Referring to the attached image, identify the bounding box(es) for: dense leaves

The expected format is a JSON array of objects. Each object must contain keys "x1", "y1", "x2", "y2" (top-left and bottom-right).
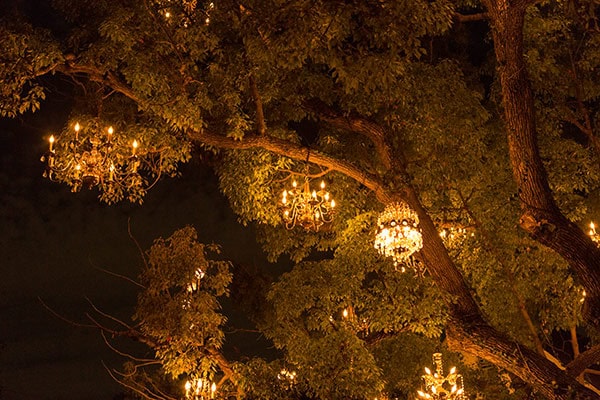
[{"x1": 3, "y1": 0, "x2": 600, "y2": 399}]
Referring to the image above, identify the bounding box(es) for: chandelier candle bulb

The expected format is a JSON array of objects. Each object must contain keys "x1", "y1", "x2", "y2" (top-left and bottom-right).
[
  {"x1": 49, "y1": 135, "x2": 55, "y2": 152},
  {"x1": 132, "y1": 139, "x2": 138, "y2": 155},
  {"x1": 74, "y1": 122, "x2": 80, "y2": 140}
]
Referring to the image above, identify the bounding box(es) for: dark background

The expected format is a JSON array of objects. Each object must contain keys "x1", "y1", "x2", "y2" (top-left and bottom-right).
[{"x1": 0, "y1": 92, "x2": 270, "y2": 399}]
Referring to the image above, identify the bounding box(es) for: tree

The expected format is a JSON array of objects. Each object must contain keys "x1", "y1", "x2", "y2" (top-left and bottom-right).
[{"x1": 2, "y1": 0, "x2": 600, "y2": 398}]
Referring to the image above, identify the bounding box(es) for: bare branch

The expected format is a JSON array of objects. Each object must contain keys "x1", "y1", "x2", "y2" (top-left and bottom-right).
[
  {"x1": 100, "y1": 331, "x2": 157, "y2": 363},
  {"x1": 128, "y1": 218, "x2": 150, "y2": 271},
  {"x1": 92, "y1": 264, "x2": 145, "y2": 289},
  {"x1": 102, "y1": 361, "x2": 176, "y2": 400},
  {"x1": 38, "y1": 297, "x2": 98, "y2": 329}
]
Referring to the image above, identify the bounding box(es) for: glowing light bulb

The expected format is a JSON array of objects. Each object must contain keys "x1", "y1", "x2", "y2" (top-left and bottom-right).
[
  {"x1": 292, "y1": 180, "x2": 297, "y2": 188},
  {"x1": 320, "y1": 180, "x2": 325, "y2": 189},
  {"x1": 132, "y1": 139, "x2": 138, "y2": 155},
  {"x1": 424, "y1": 367, "x2": 431, "y2": 375},
  {"x1": 342, "y1": 308, "x2": 348, "y2": 318},
  {"x1": 49, "y1": 135, "x2": 55, "y2": 151}
]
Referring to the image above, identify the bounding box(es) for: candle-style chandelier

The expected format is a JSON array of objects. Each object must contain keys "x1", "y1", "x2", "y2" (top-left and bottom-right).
[
  {"x1": 41, "y1": 121, "x2": 162, "y2": 203},
  {"x1": 417, "y1": 353, "x2": 466, "y2": 400},
  {"x1": 374, "y1": 202, "x2": 423, "y2": 270},
  {"x1": 184, "y1": 377, "x2": 217, "y2": 400},
  {"x1": 280, "y1": 154, "x2": 335, "y2": 231}
]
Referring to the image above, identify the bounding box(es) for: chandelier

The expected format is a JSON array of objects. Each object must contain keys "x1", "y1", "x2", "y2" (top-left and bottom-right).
[
  {"x1": 184, "y1": 378, "x2": 217, "y2": 399},
  {"x1": 41, "y1": 121, "x2": 161, "y2": 203},
  {"x1": 588, "y1": 222, "x2": 600, "y2": 244},
  {"x1": 374, "y1": 202, "x2": 423, "y2": 270},
  {"x1": 417, "y1": 353, "x2": 466, "y2": 400},
  {"x1": 280, "y1": 176, "x2": 335, "y2": 231}
]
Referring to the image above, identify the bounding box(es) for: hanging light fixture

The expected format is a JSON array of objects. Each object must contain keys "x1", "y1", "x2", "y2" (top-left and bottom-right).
[
  {"x1": 280, "y1": 176, "x2": 335, "y2": 231},
  {"x1": 374, "y1": 202, "x2": 423, "y2": 270},
  {"x1": 417, "y1": 353, "x2": 466, "y2": 400},
  {"x1": 280, "y1": 151, "x2": 335, "y2": 231},
  {"x1": 184, "y1": 378, "x2": 217, "y2": 399},
  {"x1": 41, "y1": 121, "x2": 162, "y2": 203}
]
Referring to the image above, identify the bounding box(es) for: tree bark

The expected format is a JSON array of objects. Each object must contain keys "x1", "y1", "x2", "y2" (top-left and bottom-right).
[{"x1": 482, "y1": 0, "x2": 600, "y2": 332}]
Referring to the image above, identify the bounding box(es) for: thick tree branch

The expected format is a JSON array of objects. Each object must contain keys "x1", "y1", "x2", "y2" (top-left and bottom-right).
[
  {"x1": 567, "y1": 344, "x2": 600, "y2": 378},
  {"x1": 447, "y1": 321, "x2": 597, "y2": 399},
  {"x1": 308, "y1": 101, "x2": 393, "y2": 170},
  {"x1": 187, "y1": 128, "x2": 395, "y2": 204},
  {"x1": 454, "y1": 12, "x2": 489, "y2": 22}
]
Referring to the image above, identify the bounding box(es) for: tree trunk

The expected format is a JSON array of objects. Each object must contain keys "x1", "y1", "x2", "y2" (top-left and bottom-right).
[{"x1": 482, "y1": 0, "x2": 600, "y2": 332}]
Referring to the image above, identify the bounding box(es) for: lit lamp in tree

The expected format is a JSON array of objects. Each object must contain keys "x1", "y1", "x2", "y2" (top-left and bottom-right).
[
  {"x1": 41, "y1": 121, "x2": 161, "y2": 203},
  {"x1": 588, "y1": 222, "x2": 600, "y2": 244},
  {"x1": 280, "y1": 176, "x2": 335, "y2": 231},
  {"x1": 374, "y1": 202, "x2": 423, "y2": 271},
  {"x1": 184, "y1": 378, "x2": 217, "y2": 399},
  {"x1": 417, "y1": 353, "x2": 466, "y2": 400}
]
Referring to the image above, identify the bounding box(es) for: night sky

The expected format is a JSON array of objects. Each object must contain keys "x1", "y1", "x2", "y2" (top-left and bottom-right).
[{"x1": 0, "y1": 93, "x2": 270, "y2": 399}]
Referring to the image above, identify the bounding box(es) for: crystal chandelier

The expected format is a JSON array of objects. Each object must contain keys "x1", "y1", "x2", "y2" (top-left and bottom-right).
[
  {"x1": 374, "y1": 202, "x2": 423, "y2": 269},
  {"x1": 280, "y1": 176, "x2": 335, "y2": 231},
  {"x1": 417, "y1": 353, "x2": 466, "y2": 400},
  {"x1": 41, "y1": 121, "x2": 161, "y2": 203}
]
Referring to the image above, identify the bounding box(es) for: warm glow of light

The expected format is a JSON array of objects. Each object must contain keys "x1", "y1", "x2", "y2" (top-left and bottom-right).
[
  {"x1": 424, "y1": 367, "x2": 431, "y2": 375},
  {"x1": 374, "y1": 202, "x2": 422, "y2": 270},
  {"x1": 74, "y1": 122, "x2": 80, "y2": 132},
  {"x1": 279, "y1": 175, "x2": 336, "y2": 231},
  {"x1": 342, "y1": 308, "x2": 348, "y2": 318},
  {"x1": 108, "y1": 126, "x2": 114, "y2": 135}
]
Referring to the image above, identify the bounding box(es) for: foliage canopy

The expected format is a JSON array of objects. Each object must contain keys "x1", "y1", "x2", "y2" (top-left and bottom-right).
[{"x1": 3, "y1": 0, "x2": 600, "y2": 399}]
